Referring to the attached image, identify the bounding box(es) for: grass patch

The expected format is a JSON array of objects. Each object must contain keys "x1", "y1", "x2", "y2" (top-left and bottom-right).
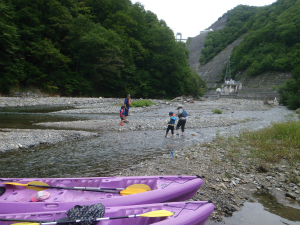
[
  {"x1": 216, "y1": 121, "x2": 300, "y2": 165},
  {"x1": 212, "y1": 109, "x2": 222, "y2": 114},
  {"x1": 241, "y1": 118, "x2": 251, "y2": 123},
  {"x1": 271, "y1": 85, "x2": 278, "y2": 91},
  {"x1": 131, "y1": 100, "x2": 156, "y2": 107},
  {"x1": 241, "y1": 121, "x2": 300, "y2": 162}
]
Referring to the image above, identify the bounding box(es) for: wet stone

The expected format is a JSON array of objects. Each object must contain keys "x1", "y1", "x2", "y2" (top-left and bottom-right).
[{"x1": 285, "y1": 192, "x2": 297, "y2": 199}]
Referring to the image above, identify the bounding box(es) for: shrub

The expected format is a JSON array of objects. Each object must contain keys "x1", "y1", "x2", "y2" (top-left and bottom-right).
[
  {"x1": 131, "y1": 100, "x2": 156, "y2": 107},
  {"x1": 212, "y1": 109, "x2": 222, "y2": 114}
]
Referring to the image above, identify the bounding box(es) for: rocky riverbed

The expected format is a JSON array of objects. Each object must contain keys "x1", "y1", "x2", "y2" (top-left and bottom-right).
[{"x1": 0, "y1": 96, "x2": 300, "y2": 222}]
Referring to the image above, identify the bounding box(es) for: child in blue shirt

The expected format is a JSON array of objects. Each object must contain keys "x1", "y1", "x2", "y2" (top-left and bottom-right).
[{"x1": 165, "y1": 112, "x2": 177, "y2": 139}]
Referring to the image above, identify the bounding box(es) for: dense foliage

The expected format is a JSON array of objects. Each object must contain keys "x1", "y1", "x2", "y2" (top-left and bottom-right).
[
  {"x1": 199, "y1": 0, "x2": 300, "y2": 108},
  {"x1": 0, "y1": 0, "x2": 206, "y2": 98},
  {"x1": 130, "y1": 99, "x2": 156, "y2": 107},
  {"x1": 278, "y1": 65, "x2": 300, "y2": 110},
  {"x1": 231, "y1": 0, "x2": 300, "y2": 77},
  {"x1": 199, "y1": 5, "x2": 258, "y2": 65},
  {"x1": 200, "y1": 0, "x2": 300, "y2": 77}
]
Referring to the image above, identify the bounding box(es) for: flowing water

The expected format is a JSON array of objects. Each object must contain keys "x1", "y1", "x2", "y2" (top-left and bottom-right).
[{"x1": 0, "y1": 106, "x2": 300, "y2": 224}]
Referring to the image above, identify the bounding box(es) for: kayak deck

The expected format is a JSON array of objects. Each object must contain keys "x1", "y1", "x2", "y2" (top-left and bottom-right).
[
  {"x1": 0, "y1": 176, "x2": 203, "y2": 213},
  {"x1": 1, "y1": 176, "x2": 198, "y2": 202},
  {"x1": 0, "y1": 201, "x2": 214, "y2": 225}
]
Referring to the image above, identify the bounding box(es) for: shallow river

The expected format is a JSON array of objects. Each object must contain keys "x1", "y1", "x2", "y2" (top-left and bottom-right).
[{"x1": 0, "y1": 105, "x2": 299, "y2": 224}]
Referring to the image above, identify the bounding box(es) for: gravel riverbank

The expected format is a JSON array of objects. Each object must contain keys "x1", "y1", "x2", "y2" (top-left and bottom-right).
[
  {"x1": 0, "y1": 129, "x2": 98, "y2": 151},
  {"x1": 1, "y1": 96, "x2": 300, "y2": 223}
]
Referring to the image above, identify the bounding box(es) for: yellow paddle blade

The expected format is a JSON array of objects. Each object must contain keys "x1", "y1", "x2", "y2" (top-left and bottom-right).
[
  {"x1": 3, "y1": 181, "x2": 49, "y2": 191},
  {"x1": 26, "y1": 181, "x2": 49, "y2": 191},
  {"x1": 120, "y1": 188, "x2": 147, "y2": 195},
  {"x1": 3, "y1": 182, "x2": 28, "y2": 186},
  {"x1": 127, "y1": 184, "x2": 151, "y2": 191},
  {"x1": 141, "y1": 210, "x2": 173, "y2": 217}
]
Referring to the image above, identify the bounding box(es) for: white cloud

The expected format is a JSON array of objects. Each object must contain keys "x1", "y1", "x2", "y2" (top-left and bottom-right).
[{"x1": 131, "y1": 0, "x2": 277, "y2": 39}]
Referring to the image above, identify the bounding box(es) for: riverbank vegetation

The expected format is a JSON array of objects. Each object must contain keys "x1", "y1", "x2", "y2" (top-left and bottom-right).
[
  {"x1": 278, "y1": 67, "x2": 300, "y2": 110},
  {"x1": 0, "y1": 0, "x2": 206, "y2": 98},
  {"x1": 217, "y1": 120, "x2": 300, "y2": 166},
  {"x1": 212, "y1": 109, "x2": 222, "y2": 114},
  {"x1": 131, "y1": 100, "x2": 156, "y2": 107}
]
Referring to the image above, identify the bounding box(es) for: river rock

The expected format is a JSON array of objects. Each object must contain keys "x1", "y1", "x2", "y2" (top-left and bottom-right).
[{"x1": 285, "y1": 192, "x2": 297, "y2": 199}]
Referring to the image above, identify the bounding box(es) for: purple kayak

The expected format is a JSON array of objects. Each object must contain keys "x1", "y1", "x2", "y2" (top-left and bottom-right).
[
  {"x1": 0, "y1": 201, "x2": 214, "y2": 225},
  {"x1": 0, "y1": 176, "x2": 202, "y2": 214}
]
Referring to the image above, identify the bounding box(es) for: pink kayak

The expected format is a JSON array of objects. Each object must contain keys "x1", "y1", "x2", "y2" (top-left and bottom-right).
[
  {"x1": 0, "y1": 201, "x2": 214, "y2": 225},
  {"x1": 0, "y1": 175, "x2": 202, "y2": 214}
]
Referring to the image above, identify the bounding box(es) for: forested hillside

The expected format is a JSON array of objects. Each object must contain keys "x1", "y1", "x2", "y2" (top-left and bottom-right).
[
  {"x1": 0, "y1": 0, "x2": 205, "y2": 98},
  {"x1": 199, "y1": 0, "x2": 300, "y2": 109}
]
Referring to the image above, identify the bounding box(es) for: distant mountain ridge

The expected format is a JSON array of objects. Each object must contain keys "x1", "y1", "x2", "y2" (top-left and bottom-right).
[
  {"x1": 188, "y1": 14, "x2": 227, "y2": 73},
  {"x1": 188, "y1": 0, "x2": 298, "y2": 99}
]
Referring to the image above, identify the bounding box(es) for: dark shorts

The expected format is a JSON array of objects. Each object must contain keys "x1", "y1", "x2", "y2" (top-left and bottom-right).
[
  {"x1": 166, "y1": 124, "x2": 175, "y2": 134},
  {"x1": 125, "y1": 108, "x2": 129, "y2": 116},
  {"x1": 120, "y1": 116, "x2": 124, "y2": 121},
  {"x1": 176, "y1": 119, "x2": 186, "y2": 132}
]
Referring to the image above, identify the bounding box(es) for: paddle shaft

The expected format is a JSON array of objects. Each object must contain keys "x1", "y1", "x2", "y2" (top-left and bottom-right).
[
  {"x1": 42, "y1": 215, "x2": 142, "y2": 225},
  {"x1": 27, "y1": 184, "x2": 121, "y2": 193},
  {"x1": 0, "y1": 218, "x2": 49, "y2": 223},
  {"x1": 2, "y1": 210, "x2": 172, "y2": 225},
  {"x1": 4, "y1": 182, "x2": 151, "y2": 193},
  {"x1": 0, "y1": 179, "x2": 20, "y2": 182}
]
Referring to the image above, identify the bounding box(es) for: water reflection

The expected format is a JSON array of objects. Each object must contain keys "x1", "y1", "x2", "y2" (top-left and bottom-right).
[
  {"x1": 0, "y1": 105, "x2": 75, "y2": 113},
  {"x1": 0, "y1": 107, "x2": 115, "y2": 130},
  {"x1": 253, "y1": 191, "x2": 300, "y2": 222},
  {"x1": 0, "y1": 112, "x2": 78, "y2": 129},
  {"x1": 206, "y1": 191, "x2": 300, "y2": 225},
  {"x1": 0, "y1": 106, "x2": 81, "y2": 129},
  {"x1": 210, "y1": 201, "x2": 300, "y2": 225}
]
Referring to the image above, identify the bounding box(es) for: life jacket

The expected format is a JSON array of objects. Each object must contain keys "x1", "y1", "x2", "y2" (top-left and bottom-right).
[
  {"x1": 169, "y1": 115, "x2": 177, "y2": 124},
  {"x1": 119, "y1": 108, "x2": 125, "y2": 117},
  {"x1": 128, "y1": 99, "x2": 131, "y2": 106}
]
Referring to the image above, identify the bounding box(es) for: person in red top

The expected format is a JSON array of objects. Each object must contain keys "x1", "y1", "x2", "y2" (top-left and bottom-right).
[{"x1": 120, "y1": 106, "x2": 125, "y2": 126}]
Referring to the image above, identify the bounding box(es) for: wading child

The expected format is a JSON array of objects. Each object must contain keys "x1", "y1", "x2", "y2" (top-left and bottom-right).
[
  {"x1": 176, "y1": 104, "x2": 187, "y2": 136},
  {"x1": 165, "y1": 112, "x2": 177, "y2": 139},
  {"x1": 119, "y1": 106, "x2": 125, "y2": 126}
]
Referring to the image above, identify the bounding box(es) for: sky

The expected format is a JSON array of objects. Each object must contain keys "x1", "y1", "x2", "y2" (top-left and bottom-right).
[{"x1": 131, "y1": 0, "x2": 277, "y2": 39}]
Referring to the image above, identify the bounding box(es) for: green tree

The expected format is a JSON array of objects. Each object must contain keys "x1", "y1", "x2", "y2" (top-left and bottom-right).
[
  {"x1": 72, "y1": 24, "x2": 124, "y2": 95},
  {"x1": 0, "y1": 0, "x2": 24, "y2": 93},
  {"x1": 0, "y1": 0, "x2": 206, "y2": 98},
  {"x1": 278, "y1": 65, "x2": 300, "y2": 110}
]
